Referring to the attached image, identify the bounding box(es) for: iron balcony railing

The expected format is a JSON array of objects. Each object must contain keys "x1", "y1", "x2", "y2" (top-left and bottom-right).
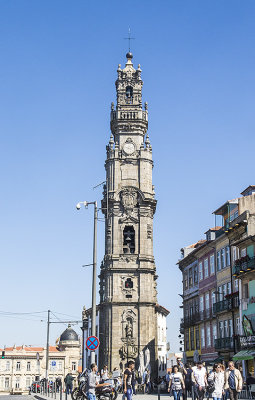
[
  {"x1": 233, "y1": 256, "x2": 255, "y2": 276},
  {"x1": 213, "y1": 292, "x2": 239, "y2": 314},
  {"x1": 183, "y1": 312, "x2": 200, "y2": 328},
  {"x1": 215, "y1": 337, "x2": 234, "y2": 350}
]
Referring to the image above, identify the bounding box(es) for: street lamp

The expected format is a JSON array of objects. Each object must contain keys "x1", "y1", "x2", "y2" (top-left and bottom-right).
[{"x1": 76, "y1": 201, "x2": 98, "y2": 364}]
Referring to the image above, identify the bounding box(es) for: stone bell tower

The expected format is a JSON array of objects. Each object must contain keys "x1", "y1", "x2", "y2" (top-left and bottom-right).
[{"x1": 99, "y1": 52, "x2": 158, "y2": 374}]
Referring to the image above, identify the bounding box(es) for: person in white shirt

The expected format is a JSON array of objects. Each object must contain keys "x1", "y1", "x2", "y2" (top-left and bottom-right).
[
  {"x1": 168, "y1": 365, "x2": 185, "y2": 400},
  {"x1": 193, "y1": 362, "x2": 207, "y2": 400}
]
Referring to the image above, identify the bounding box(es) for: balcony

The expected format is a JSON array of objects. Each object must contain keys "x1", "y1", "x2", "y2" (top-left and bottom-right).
[
  {"x1": 233, "y1": 256, "x2": 255, "y2": 277},
  {"x1": 200, "y1": 308, "x2": 215, "y2": 320},
  {"x1": 213, "y1": 293, "x2": 239, "y2": 314},
  {"x1": 180, "y1": 318, "x2": 184, "y2": 334},
  {"x1": 183, "y1": 312, "x2": 200, "y2": 328},
  {"x1": 215, "y1": 337, "x2": 234, "y2": 350}
]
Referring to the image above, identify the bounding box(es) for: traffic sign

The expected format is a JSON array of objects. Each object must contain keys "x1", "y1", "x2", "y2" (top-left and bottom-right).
[{"x1": 86, "y1": 336, "x2": 100, "y2": 351}]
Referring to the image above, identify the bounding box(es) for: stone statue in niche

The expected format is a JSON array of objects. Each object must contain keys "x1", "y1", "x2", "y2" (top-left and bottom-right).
[{"x1": 125, "y1": 319, "x2": 133, "y2": 338}]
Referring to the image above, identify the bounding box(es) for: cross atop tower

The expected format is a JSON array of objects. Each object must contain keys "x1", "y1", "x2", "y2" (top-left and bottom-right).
[{"x1": 124, "y1": 28, "x2": 135, "y2": 52}]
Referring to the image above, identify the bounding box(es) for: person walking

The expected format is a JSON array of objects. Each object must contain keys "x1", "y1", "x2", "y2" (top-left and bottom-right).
[
  {"x1": 131, "y1": 369, "x2": 137, "y2": 395},
  {"x1": 183, "y1": 363, "x2": 193, "y2": 400},
  {"x1": 64, "y1": 373, "x2": 74, "y2": 395},
  {"x1": 193, "y1": 361, "x2": 207, "y2": 400},
  {"x1": 101, "y1": 365, "x2": 109, "y2": 381},
  {"x1": 124, "y1": 360, "x2": 135, "y2": 400},
  {"x1": 224, "y1": 361, "x2": 243, "y2": 400},
  {"x1": 168, "y1": 365, "x2": 185, "y2": 400},
  {"x1": 207, "y1": 364, "x2": 225, "y2": 400}
]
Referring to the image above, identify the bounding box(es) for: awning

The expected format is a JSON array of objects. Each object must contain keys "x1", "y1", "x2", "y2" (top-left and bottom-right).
[{"x1": 233, "y1": 350, "x2": 255, "y2": 361}]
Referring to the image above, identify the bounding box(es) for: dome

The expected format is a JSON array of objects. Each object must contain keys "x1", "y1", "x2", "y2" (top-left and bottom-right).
[
  {"x1": 59, "y1": 325, "x2": 78, "y2": 342},
  {"x1": 126, "y1": 52, "x2": 133, "y2": 59}
]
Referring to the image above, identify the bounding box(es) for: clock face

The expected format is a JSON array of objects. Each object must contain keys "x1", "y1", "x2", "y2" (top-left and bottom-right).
[{"x1": 123, "y1": 142, "x2": 135, "y2": 155}]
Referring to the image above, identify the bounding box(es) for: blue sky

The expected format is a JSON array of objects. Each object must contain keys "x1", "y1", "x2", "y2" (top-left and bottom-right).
[{"x1": 0, "y1": 0, "x2": 255, "y2": 353}]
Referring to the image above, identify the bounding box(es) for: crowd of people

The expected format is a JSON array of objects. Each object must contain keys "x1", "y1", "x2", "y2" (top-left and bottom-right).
[{"x1": 165, "y1": 359, "x2": 246, "y2": 400}]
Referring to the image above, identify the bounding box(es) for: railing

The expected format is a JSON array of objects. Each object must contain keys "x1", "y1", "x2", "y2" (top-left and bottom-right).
[
  {"x1": 200, "y1": 308, "x2": 215, "y2": 320},
  {"x1": 180, "y1": 318, "x2": 184, "y2": 334},
  {"x1": 111, "y1": 110, "x2": 148, "y2": 122},
  {"x1": 213, "y1": 293, "x2": 239, "y2": 313},
  {"x1": 183, "y1": 312, "x2": 200, "y2": 328},
  {"x1": 215, "y1": 337, "x2": 234, "y2": 350},
  {"x1": 233, "y1": 256, "x2": 255, "y2": 276}
]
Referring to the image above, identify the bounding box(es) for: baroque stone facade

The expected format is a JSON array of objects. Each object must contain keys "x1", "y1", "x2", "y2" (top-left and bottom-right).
[{"x1": 98, "y1": 52, "x2": 167, "y2": 375}]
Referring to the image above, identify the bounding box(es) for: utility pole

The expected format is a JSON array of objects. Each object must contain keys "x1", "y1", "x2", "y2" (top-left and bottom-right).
[
  {"x1": 91, "y1": 201, "x2": 97, "y2": 364},
  {"x1": 46, "y1": 310, "x2": 50, "y2": 380}
]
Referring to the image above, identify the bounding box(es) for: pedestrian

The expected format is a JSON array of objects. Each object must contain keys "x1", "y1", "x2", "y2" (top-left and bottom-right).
[
  {"x1": 56, "y1": 377, "x2": 62, "y2": 393},
  {"x1": 183, "y1": 363, "x2": 193, "y2": 400},
  {"x1": 101, "y1": 365, "x2": 109, "y2": 381},
  {"x1": 207, "y1": 364, "x2": 225, "y2": 400},
  {"x1": 193, "y1": 361, "x2": 207, "y2": 400},
  {"x1": 165, "y1": 371, "x2": 171, "y2": 387},
  {"x1": 64, "y1": 373, "x2": 74, "y2": 395},
  {"x1": 168, "y1": 365, "x2": 185, "y2": 400},
  {"x1": 124, "y1": 360, "x2": 135, "y2": 400},
  {"x1": 131, "y1": 369, "x2": 137, "y2": 395},
  {"x1": 224, "y1": 361, "x2": 243, "y2": 400},
  {"x1": 144, "y1": 369, "x2": 151, "y2": 394}
]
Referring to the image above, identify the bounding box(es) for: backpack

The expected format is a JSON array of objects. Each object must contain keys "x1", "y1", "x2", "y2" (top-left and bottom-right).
[{"x1": 207, "y1": 372, "x2": 215, "y2": 394}]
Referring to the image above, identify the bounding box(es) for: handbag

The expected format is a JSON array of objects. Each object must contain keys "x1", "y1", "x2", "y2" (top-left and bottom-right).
[{"x1": 207, "y1": 372, "x2": 215, "y2": 394}]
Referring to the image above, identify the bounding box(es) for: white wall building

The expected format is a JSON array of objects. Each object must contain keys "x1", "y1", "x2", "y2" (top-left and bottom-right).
[{"x1": 0, "y1": 325, "x2": 81, "y2": 395}]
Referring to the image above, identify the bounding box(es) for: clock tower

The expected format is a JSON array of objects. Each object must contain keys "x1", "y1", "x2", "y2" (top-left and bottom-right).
[{"x1": 99, "y1": 52, "x2": 160, "y2": 374}]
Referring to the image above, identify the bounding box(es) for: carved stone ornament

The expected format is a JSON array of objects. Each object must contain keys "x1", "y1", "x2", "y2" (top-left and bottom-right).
[
  {"x1": 147, "y1": 224, "x2": 152, "y2": 239},
  {"x1": 120, "y1": 187, "x2": 137, "y2": 215},
  {"x1": 120, "y1": 344, "x2": 138, "y2": 359},
  {"x1": 119, "y1": 255, "x2": 137, "y2": 263}
]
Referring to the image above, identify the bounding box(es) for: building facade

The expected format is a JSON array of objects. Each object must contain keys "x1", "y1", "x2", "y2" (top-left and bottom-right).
[
  {"x1": 0, "y1": 326, "x2": 80, "y2": 395},
  {"x1": 98, "y1": 52, "x2": 168, "y2": 375},
  {"x1": 178, "y1": 186, "x2": 255, "y2": 373}
]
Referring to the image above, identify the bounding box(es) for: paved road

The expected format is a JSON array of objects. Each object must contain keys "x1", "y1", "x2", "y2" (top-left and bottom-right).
[{"x1": 0, "y1": 397, "x2": 34, "y2": 400}]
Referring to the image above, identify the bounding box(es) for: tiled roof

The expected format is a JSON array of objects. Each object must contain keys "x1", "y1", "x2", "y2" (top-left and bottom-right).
[{"x1": 2, "y1": 346, "x2": 58, "y2": 352}]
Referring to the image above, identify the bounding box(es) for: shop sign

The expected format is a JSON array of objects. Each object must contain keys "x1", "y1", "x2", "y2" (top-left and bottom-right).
[{"x1": 239, "y1": 335, "x2": 255, "y2": 349}]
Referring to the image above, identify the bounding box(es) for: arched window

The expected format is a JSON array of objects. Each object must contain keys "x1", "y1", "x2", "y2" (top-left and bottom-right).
[{"x1": 126, "y1": 86, "x2": 133, "y2": 104}]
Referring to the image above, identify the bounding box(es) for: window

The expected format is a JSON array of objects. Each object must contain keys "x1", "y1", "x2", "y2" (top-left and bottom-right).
[
  {"x1": 185, "y1": 331, "x2": 189, "y2": 351},
  {"x1": 222, "y1": 284, "x2": 227, "y2": 298},
  {"x1": 219, "y1": 321, "x2": 224, "y2": 338},
  {"x1": 5, "y1": 378, "x2": 10, "y2": 389},
  {"x1": 16, "y1": 361, "x2": 21, "y2": 371},
  {"x1": 15, "y1": 377, "x2": 20, "y2": 389},
  {"x1": 200, "y1": 296, "x2": 204, "y2": 312},
  {"x1": 217, "y1": 251, "x2": 221, "y2": 271},
  {"x1": 224, "y1": 320, "x2": 229, "y2": 337},
  {"x1": 241, "y1": 248, "x2": 247, "y2": 257},
  {"x1": 243, "y1": 283, "x2": 249, "y2": 299},
  {"x1": 26, "y1": 377, "x2": 31, "y2": 388},
  {"x1": 236, "y1": 317, "x2": 241, "y2": 335},
  {"x1": 72, "y1": 362, "x2": 76, "y2": 371},
  {"x1": 195, "y1": 326, "x2": 200, "y2": 349},
  {"x1": 204, "y1": 258, "x2": 209, "y2": 278},
  {"x1": 210, "y1": 254, "x2": 215, "y2": 275},
  {"x1": 233, "y1": 247, "x2": 237, "y2": 262},
  {"x1": 58, "y1": 361, "x2": 63, "y2": 370},
  {"x1": 218, "y1": 286, "x2": 223, "y2": 301},
  {"x1": 194, "y1": 265, "x2": 198, "y2": 284},
  {"x1": 211, "y1": 292, "x2": 216, "y2": 310},
  {"x1": 190, "y1": 328, "x2": 195, "y2": 350},
  {"x1": 206, "y1": 325, "x2": 211, "y2": 347},
  {"x1": 184, "y1": 273, "x2": 188, "y2": 290},
  {"x1": 27, "y1": 361, "x2": 31, "y2": 371},
  {"x1": 221, "y1": 248, "x2": 226, "y2": 269},
  {"x1": 123, "y1": 226, "x2": 135, "y2": 254},
  {"x1": 205, "y1": 293, "x2": 210, "y2": 310},
  {"x1": 226, "y1": 246, "x2": 230, "y2": 266},
  {"x1": 227, "y1": 282, "x2": 231, "y2": 295},
  {"x1": 6, "y1": 361, "x2": 10, "y2": 371},
  {"x1": 188, "y1": 268, "x2": 193, "y2": 287},
  {"x1": 212, "y1": 323, "x2": 217, "y2": 341},
  {"x1": 201, "y1": 327, "x2": 205, "y2": 348},
  {"x1": 234, "y1": 279, "x2": 239, "y2": 292},
  {"x1": 199, "y1": 262, "x2": 203, "y2": 281},
  {"x1": 228, "y1": 319, "x2": 233, "y2": 337}
]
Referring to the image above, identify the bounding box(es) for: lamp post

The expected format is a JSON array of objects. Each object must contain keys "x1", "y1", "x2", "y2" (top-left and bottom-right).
[{"x1": 76, "y1": 201, "x2": 98, "y2": 364}]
